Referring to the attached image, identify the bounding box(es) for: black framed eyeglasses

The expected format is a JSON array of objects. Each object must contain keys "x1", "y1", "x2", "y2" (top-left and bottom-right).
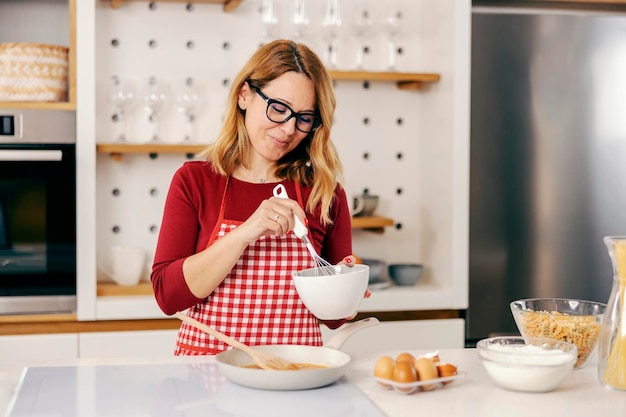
[{"x1": 249, "y1": 83, "x2": 322, "y2": 134}]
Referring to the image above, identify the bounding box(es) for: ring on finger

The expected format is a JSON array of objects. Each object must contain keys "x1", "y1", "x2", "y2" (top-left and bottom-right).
[{"x1": 273, "y1": 213, "x2": 280, "y2": 222}]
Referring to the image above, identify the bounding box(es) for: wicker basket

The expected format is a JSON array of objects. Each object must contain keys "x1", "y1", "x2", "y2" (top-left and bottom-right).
[{"x1": 0, "y1": 43, "x2": 69, "y2": 102}]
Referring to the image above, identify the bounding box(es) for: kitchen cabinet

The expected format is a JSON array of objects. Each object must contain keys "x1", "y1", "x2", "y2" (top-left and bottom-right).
[
  {"x1": 0, "y1": 334, "x2": 78, "y2": 364},
  {"x1": 78, "y1": 329, "x2": 178, "y2": 358},
  {"x1": 320, "y1": 319, "x2": 465, "y2": 353},
  {"x1": 0, "y1": 0, "x2": 76, "y2": 110},
  {"x1": 0, "y1": 330, "x2": 177, "y2": 376}
]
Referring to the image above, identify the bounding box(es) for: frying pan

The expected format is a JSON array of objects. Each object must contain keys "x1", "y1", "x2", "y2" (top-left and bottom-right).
[{"x1": 215, "y1": 317, "x2": 379, "y2": 390}]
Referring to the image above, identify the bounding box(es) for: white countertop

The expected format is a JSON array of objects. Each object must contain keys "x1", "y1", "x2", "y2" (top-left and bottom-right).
[{"x1": 3, "y1": 349, "x2": 626, "y2": 417}]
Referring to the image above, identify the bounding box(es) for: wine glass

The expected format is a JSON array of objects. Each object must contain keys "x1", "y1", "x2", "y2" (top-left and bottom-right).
[
  {"x1": 175, "y1": 77, "x2": 204, "y2": 143},
  {"x1": 383, "y1": 5, "x2": 404, "y2": 70},
  {"x1": 142, "y1": 76, "x2": 169, "y2": 143},
  {"x1": 290, "y1": 0, "x2": 309, "y2": 41},
  {"x1": 350, "y1": 2, "x2": 374, "y2": 69},
  {"x1": 107, "y1": 75, "x2": 136, "y2": 142},
  {"x1": 321, "y1": 0, "x2": 342, "y2": 69},
  {"x1": 261, "y1": 0, "x2": 280, "y2": 43}
]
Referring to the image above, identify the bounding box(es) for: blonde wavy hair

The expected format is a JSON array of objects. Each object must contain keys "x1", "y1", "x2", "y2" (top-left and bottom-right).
[{"x1": 198, "y1": 39, "x2": 343, "y2": 226}]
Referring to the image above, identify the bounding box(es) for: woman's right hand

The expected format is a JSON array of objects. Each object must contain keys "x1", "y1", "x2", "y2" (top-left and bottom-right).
[{"x1": 233, "y1": 195, "x2": 308, "y2": 245}]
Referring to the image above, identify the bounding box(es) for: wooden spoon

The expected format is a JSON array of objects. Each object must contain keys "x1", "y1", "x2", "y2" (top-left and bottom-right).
[{"x1": 174, "y1": 312, "x2": 293, "y2": 370}]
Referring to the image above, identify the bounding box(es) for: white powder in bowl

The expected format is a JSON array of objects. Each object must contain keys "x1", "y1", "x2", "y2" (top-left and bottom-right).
[
  {"x1": 484, "y1": 343, "x2": 574, "y2": 365},
  {"x1": 479, "y1": 343, "x2": 577, "y2": 392}
]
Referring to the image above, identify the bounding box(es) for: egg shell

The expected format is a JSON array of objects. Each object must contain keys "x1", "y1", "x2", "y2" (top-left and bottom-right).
[
  {"x1": 436, "y1": 362, "x2": 458, "y2": 385},
  {"x1": 421, "y1": 350, "x2": 440, "y2": 363}
]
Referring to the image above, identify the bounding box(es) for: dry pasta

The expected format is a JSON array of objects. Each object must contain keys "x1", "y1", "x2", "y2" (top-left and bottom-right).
[
  {"x1": 518, "y1": 310, "x2": 600, "y2": 368},
  {"x1": 603, "y1": 239, "x2": 626, "y2": 389}
]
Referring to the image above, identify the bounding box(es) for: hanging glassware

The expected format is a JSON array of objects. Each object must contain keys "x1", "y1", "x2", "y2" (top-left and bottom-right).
[
  {"x1": 383, "y1": 4, "x2": 404, "y2": 70},
  {"x1": 349, "y1": 1, "x2": 373, "y2": 69},
  {"x1": 142, "y1": 76, "x2": 169, "y2": 143},
  {"x1": 290, "y1": 0, "x2": 309, "y2": 41},
  {"x1": 321, "y1": 0, "x2": 342, "y2": 69},
  {"x1": 175, "y1": 77, "x2": 204, "y2": 143},
  {"x1": 598, "y1": 236, "x2": 626, "y2": 391},
  {"x1": 261, "y1": 0, "x2": 280, "y2": 43},
  {"x1": 107, "y1": 75, "x2": 135, "y2": 143}
]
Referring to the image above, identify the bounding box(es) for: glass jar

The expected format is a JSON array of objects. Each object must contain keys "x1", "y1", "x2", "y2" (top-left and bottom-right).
[{"x1": 598, "y1": 236, "x2": 626, "y2": 390}]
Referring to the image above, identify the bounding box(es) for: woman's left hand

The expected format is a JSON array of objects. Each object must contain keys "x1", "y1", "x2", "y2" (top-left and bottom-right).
[{"x1": 339, "y1": 255, "x2": 371, "y2": 299}]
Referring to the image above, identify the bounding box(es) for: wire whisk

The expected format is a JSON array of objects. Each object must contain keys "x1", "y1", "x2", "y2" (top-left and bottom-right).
[{"x1": 273, "y1": 184, "x2": 340, "y2": 276}]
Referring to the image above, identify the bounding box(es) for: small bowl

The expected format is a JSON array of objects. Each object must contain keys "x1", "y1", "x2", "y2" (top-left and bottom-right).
[
  {"x1": 360, "y1": 258, "x2": 386, "y2": 282},
  {"x1": 477, "y1": 336, "x2": 577, "y2": 393},
  {"x1": 510, "y1": 298, "x2": 606, "y2": 368},
  {"x1": 292, "y1": 264, "x2": 369, "y2": 320},
  {"x1": 388, "y1": 263, "x2": 423, "y2": 286}
]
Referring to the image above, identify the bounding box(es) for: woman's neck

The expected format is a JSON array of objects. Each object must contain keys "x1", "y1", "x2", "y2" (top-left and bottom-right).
[{"x1": 235, "y1": 164, "x2": 278, "y2": 184}]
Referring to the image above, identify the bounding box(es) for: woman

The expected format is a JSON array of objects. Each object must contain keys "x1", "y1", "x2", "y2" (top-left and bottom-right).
[{"x1": 151, "y1": 39, "x2": 360, "y2": 356}]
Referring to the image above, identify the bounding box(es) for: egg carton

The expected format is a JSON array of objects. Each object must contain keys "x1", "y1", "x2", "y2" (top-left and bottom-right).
[{"x1": 373, "y1": 372, "x2": 465, "y2": 395}]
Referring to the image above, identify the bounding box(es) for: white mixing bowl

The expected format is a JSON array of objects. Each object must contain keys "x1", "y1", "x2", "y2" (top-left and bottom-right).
[{"x1": 292, "y1": 264, "x2": 369, "y2": 320}]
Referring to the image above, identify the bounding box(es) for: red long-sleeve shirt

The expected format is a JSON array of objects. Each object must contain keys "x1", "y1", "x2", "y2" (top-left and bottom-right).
[{"x1": 151, "y1": 161, "x2": 353, "y2": 327}]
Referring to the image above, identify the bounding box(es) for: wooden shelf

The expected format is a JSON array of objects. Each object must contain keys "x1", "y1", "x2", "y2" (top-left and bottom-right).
[
  {"x1": 97, "y1": 143, "x2": 207, "y2": 160},
  {"x1": 109, "y1": 0, "x2": 243, "y2": 12},
  {"x1": 351, "y1": 215, "x2": 395, "y2": 233},
  {"x1": 0, "y1": 314, "x2": 180, "y2": 335},
  {"x1": 328, "y1": 71, "x2": 440, "y2": 90},
  {"x1": 97, "y1": 282, "x2": 153, "y2": 296},
  {"x1": 0, "y1": 101, "x2": 76, "y2": 110}
]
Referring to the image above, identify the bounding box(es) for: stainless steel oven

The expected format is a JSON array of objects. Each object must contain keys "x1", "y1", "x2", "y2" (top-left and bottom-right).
[{"x1": 0, "y1": 109, "x2": 76, "y2": 315}]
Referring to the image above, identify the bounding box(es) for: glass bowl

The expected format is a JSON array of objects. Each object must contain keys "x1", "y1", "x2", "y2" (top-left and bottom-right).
[
  {"x1": 510, "y1": 298, "x2": 606, "y2": 368},
  {"x1": 477, "y1": 336, "x2": 577, "y2": 392}
]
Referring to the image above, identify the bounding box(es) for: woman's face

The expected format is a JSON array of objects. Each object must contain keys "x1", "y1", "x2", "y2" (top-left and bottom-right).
[{"x1": 238, "y1": 71, "x2": 316, "y2": 164}]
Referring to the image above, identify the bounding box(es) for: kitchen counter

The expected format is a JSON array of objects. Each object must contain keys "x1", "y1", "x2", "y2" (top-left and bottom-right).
[{"x1": 3, "y1": 348, "x2": 626, "y2": 417}]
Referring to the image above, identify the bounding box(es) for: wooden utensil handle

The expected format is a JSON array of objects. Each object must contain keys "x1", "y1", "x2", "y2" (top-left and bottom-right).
[{"x1": 174, "y1": 312, "x2": 251, "y2": 353}]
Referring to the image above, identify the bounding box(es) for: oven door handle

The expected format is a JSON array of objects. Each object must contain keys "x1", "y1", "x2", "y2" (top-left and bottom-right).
[{"x1": 0, "y1": 149, "x2": 63, "y2": 161}]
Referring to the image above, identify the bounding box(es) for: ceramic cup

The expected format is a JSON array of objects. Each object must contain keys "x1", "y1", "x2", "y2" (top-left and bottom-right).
[
  {"x1": 98, "y1": 245, "x2": 146, "y2": 286},
  {"x1": 351, "y1": 194, "x2": 379, "y2": 217}
]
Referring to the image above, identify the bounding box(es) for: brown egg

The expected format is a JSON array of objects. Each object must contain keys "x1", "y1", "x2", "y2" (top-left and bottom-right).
[
  {"x1": 414, "y1": 357, "x2": 439, "y2": 391},
  {"x1": 396, "y1": 352, "x2": 416, "y2": 364},
  {"x1": 374, "y1": 356, "x2": 395, "y2": 387},
  {"x1": 392, "y1": 360, "x2": 418, "y2": 393},
  {"x1": 436, "y1": 362, "x2": 458, "y2": 384}
]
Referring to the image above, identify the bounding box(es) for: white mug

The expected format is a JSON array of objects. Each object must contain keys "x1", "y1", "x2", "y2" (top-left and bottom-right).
[
  {"x1": 350, "y1": 193, "x2": 366, "y2": 216},
  {"x1": 351, "y1": 194, "x2": 379, "y2": 217},
  {"x1": 98, "y1": 245, "x2": 146, "y2": 286}
]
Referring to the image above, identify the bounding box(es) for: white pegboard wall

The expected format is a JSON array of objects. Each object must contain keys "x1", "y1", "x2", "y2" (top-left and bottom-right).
[
  {"x1": 95, "y1": 0, "x2": 462, "y2": 287},
  {"x1": 96, "y1": 152, "x2": 193, "y2": 281}
]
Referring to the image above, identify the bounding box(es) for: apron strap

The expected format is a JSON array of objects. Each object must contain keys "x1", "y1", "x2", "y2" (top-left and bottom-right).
[{"x1": 207, "y1": 176, "x2": 231, "y2": 246}]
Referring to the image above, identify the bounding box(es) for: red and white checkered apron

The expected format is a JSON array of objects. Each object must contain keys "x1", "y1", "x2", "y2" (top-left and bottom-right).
[{"x1": 175, "y1": 178, "x2": 322, "y2": 355}]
